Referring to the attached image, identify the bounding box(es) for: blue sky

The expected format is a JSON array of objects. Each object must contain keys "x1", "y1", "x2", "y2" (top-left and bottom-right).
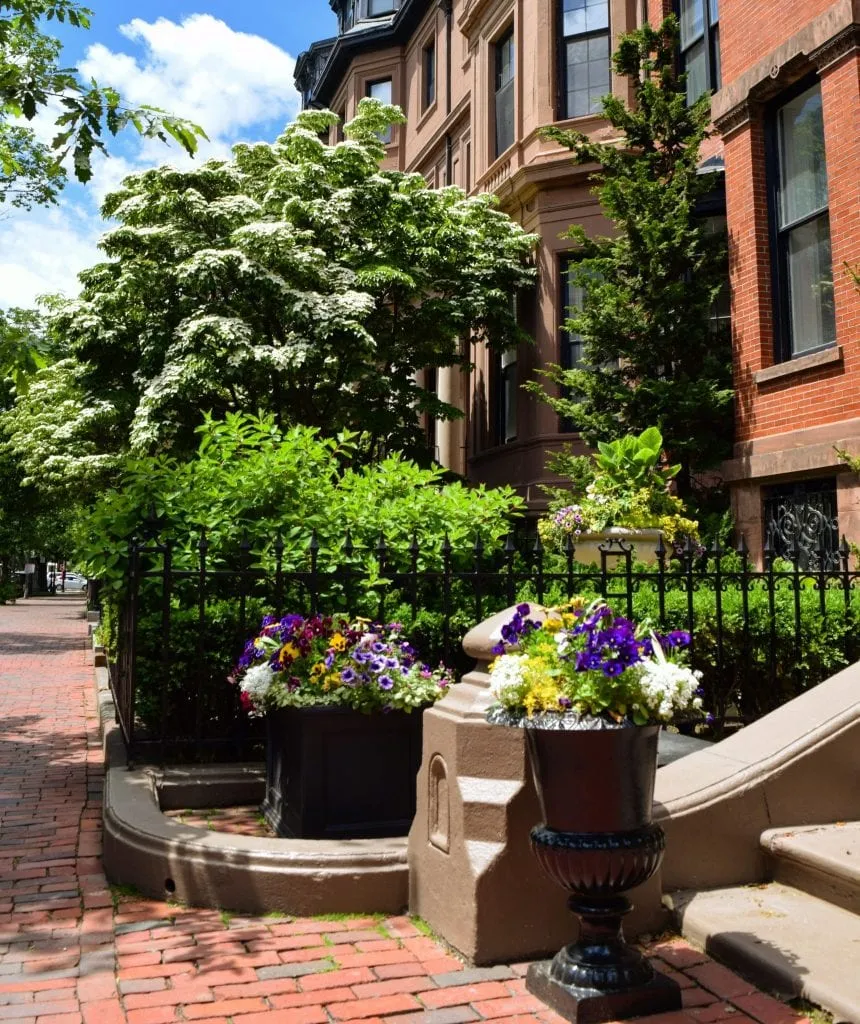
[{"x1": 0, "y1": 1, "x2": 338, "y2": 306}]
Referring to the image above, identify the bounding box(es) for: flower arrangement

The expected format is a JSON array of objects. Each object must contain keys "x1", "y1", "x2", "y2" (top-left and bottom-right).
[
  {"x1": 538, "y1": 427, "x2": 700, "y2": 552},
  {"x1": 233, "y1": 613, "x2": 455, "y2": 716},
  {"x1": 487, "y1": 600, "x2": 703, "y2": 726}
]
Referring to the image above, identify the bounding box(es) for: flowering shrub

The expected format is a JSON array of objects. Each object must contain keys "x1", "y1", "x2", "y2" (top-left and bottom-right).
[
  {"x1": 488, "y1": 601, "x2": 703, "y2": 725},
  {"x1": 233, "y1": 613, "x2": 455, "y2": 716}
]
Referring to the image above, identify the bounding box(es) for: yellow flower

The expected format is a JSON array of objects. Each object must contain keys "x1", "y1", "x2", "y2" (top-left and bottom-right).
[
  {"x1": 310, "y1": 662, "x2": 326, "y2": 678},
  {"x1": 278, "y1": 642, "x2": 299, "y2": 664},
  {"x1": 330, "y1": 633, "x2": 347, "y2": 652}
]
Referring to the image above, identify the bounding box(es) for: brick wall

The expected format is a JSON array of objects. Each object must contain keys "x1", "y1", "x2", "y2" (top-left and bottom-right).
[
  {"x1": 720, "y1": 0, "x2": 837, "y2": 84},
  {"x1": 722, "y1": 24, "x2": 860, "y2": 445}
]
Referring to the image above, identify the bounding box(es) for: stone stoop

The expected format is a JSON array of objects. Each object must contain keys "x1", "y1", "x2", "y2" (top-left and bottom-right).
[
  {"x1": 669, "y1": 822, "x2": 860, "y2": 1024},
  {"x1": 762, "y1": 821, "x2": 860, "y2": 916}
]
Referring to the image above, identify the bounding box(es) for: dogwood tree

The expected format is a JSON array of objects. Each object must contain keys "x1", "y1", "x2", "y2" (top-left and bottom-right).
[{"x1": 33, "y1": 99, "x2": 535, "y2": 471}]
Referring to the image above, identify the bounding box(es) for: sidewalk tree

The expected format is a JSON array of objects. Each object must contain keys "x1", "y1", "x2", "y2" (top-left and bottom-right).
[
  {"x1": 30, "y1": 99, "x2": 535, "y2": 470},
  {"x1": 525, "y1": 18, "x2": 732, "y2": 496},
  {"x1": 1, "y1": 0, "x2": 206, "y2": 208}
]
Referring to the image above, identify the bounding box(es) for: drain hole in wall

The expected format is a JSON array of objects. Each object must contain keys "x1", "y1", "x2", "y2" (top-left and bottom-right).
[{"x1": 164, "y1": 878, "x2": 176, "y2": 894}]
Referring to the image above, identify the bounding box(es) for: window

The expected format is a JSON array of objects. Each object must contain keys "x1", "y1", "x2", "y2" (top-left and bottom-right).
[
  {"x1": 703, "y1": 214, "x2": 730, "y2": 335},
  {"x1": 423, "y1": 40, "x2": 436, "y2": 110},
  {"x1": 559, "y1": 256, "x2": 586, "y2": 432},
  {"x1": 560, "y1": 257, "x2": 586, "y2": 371},
  {"x1": 498, "y1": 347, "x2": 518, "y2": 444},
  {"x1": 770, "y1": 82, "x2": 836, "y2": 359},
  {"x1": 559, "y1": 0, "x2": 610, "y2": 119},
  {"x1": 367, "y1": 78, "x2": 393, "y2": 144},
  {"x1": 764, "y1": 477, "x2": 839, "y2": 570},
  {"x1": 679, "y1": 0, "x2": 720, "y2": 104},
  {"x1": 494, "y1": 28, "x2": 515, "y2": 158},
  {"x1": 366, "y1": 0, "x2": 397, "y2": 16}
]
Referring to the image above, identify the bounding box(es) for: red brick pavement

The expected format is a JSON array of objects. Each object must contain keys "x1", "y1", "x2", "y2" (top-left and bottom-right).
[{"x1": 0, "y1": 597, "x2": 812, "y2": 1024}]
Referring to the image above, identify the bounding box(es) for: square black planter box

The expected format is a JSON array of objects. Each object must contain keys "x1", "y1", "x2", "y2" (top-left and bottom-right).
[{"x1": 262, "y1": 705, "x2": 425, "y2": 839}]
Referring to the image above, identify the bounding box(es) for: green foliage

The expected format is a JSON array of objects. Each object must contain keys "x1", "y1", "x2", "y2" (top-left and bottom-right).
[
  {"x1": 76, "y1": 410, "x2": 525, "y2": 594},
  {"x1": 0, "y1": 304, "x2": 81, "y2": 568},
  {"x1": 594, "y1": 427, "x2": 679, "y2": 492},
  {"x1": 28, "y1": 100, "x2": 535, "y2": 471},
  {"x1": 525, "y1": 18, "x2": 733, "y2": 491},
  {"x1": 1, "y1": 0, "x2": 206, "y2": 206}
]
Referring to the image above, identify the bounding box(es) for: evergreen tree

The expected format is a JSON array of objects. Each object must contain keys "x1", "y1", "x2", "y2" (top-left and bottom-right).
[{"x1": 526, "y1": 18, "x2": 732, "y2": 495}]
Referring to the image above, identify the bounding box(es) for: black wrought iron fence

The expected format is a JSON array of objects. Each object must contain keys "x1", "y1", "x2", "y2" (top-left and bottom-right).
[{"x1": 106, "y1": 529, "x2": 860, "y2": 765}]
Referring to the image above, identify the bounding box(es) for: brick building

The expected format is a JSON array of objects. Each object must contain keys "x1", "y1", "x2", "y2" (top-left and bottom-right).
[{"x1": 295, "y1": 0, "x2": 860, "y2": 561}]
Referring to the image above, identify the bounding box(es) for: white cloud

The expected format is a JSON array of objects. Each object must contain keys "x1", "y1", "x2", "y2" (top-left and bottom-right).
[
  {"x1": 0, "y1": 14, "x2": 301, "y2": 308},
  {"x1": 81, "y1": 14, "x2": 300, "y2": 151},
  {"x1": 0, "y1": 205, "x2": 102, "y2": 308}
]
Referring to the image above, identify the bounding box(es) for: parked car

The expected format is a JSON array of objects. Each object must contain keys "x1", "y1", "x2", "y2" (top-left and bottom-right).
[{"x1": 59, "y1": 572, "x2": 88, "y2": 592}]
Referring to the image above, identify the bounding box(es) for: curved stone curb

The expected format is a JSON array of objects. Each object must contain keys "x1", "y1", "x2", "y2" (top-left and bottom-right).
[
  {"x1": 103, "y1": 766, "x2": 409, "y2": 914},
  {"x1": 93, "y1": 631, "x2": 409, "y2": 915}
]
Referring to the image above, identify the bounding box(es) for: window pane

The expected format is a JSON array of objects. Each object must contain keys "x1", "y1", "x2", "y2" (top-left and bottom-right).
[
  {"x1": 368, "y1": 79, "x2": 392, "y2": 143},
  {"x1": 684, "y1": 38, "x2": 707, "y2": 104},
  {"x1": 709, "y1": 0, "x2": 718, "y2": 21},
  {"x1": 563, "y1": 0, "x2": 608, "y2": 36},
  {"x1": 368, "y1": 0, "x2": 396, "y2": 14},
  {"x1": 496, "y1": 31, "x2": 514, "y2": 89},
  {"x1": 495, "y1": 79, "x2": 515, "y2": 154},
  {"x1": 500, "y1": 349, "x2": 517, "y2": 443},
  {"x1": 368, "y1": 79, "x2": 392, "y2": 103},
  {"x1": 711, "y1": 24, "x2": 721, "y2": 91},
  {"x1": 424, "y1": 43, "x2": 436, "y2": 107},
  {"x1": 778, "y1": 85, "x2": 828, "y2": 229},
  {"x1": 787, "y1": 214, "x2": 836, "y2": 355},
  {"x1": 679, "y1": 0, "x2": 704, "y2": 46},
  {"x1": 566, "y1": 31, "x2": 609, "y2": 118}
]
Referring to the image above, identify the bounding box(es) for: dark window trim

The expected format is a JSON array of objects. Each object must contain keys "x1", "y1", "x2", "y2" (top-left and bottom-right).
[
  {"x1": 493, "y1": 25, "x2": 515, "y2": 159},
  {"x1": 764, "y1": 73, "x2": 834, "y2": 364},
  {"x1": 496, "y1": 346, "x2": 518, "y2": 445},
  {"x1": 556, "y1": 0, "x2": 611, "y2": 122},
  {"x1": 674, "y1": 0, "x2": 721, "y2": 102},
  {"x1": 423, "y1": 39, "x2": 436, "y2": 110},
  {"x1": 558, "y1": 252, "x2": 585, "y2": 434}
]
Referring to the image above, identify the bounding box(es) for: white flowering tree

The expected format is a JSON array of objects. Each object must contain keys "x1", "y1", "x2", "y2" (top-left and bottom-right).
[{"x1": 31, "y1": 99, "x2": 535, "y2": 478}]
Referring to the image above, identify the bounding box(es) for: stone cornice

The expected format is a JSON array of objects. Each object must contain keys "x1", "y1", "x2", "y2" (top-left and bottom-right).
[
  {"x1": 711, "y1": 0, "x2": 859, "y2": 138},
  {"x1": 809, "y1": 22, "x2": 860, "y2": 72}
]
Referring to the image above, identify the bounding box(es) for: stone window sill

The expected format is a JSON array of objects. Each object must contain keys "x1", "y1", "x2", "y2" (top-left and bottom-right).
[{"x1": 754, "y1": 345, "x2": 842, "y2": 385}]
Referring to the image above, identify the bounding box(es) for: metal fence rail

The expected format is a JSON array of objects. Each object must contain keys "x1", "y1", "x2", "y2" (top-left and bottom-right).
[{"x1": 106, "y1": 529, "x2": 860, "y2": 765}]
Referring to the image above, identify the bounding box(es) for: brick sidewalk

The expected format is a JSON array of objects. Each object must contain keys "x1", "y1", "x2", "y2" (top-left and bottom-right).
[{"x1": 0, "y1": 597, "x2": 810, "y2": 1024}]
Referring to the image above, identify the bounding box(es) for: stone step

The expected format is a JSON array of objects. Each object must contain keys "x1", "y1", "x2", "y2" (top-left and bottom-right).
[
  {"x1": 761, "y1": 821, "x2": 860, "y2": 915},
  {"x1": 670, "y1": 881, "x2": 860, "y2": 1024}
]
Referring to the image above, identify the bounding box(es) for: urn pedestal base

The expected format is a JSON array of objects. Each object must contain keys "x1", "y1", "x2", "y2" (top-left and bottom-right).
[{"x1": 527, "y1": 959, "x2": 681, "y2": 1024}]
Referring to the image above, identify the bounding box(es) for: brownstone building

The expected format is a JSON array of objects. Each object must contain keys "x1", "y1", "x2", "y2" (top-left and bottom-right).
[{"x1": 295, "y1": 0, "x2": 860, "y2": 562}]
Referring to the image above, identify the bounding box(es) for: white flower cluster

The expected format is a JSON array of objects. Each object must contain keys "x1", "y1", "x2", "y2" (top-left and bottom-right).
[
  {"x1": 634, "y1": 658, "x2": 703, "y2": 721},
  {"x1": 488, "y1": 653, "x2": 529, "y2": 698},
  {"x1": 239, "y1": 662, "x2": 274, "y2": 716}
]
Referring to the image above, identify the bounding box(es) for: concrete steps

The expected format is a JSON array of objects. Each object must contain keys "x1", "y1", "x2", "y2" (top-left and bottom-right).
[
  {"x1": 670, "y1": 822, "x2": 860, "y2": 1024},
  {"x1": 762, "y1": 821, "x2": 860, "y2": 916}
]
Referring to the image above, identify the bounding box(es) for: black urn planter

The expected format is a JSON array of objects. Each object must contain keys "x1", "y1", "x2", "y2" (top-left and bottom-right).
[
  {"x1": 523, "y1": 721, "x2": 681, "y2": 1023},
  {"x1": 262, "y1": 705, "x2": 425, "y2": 839}
]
